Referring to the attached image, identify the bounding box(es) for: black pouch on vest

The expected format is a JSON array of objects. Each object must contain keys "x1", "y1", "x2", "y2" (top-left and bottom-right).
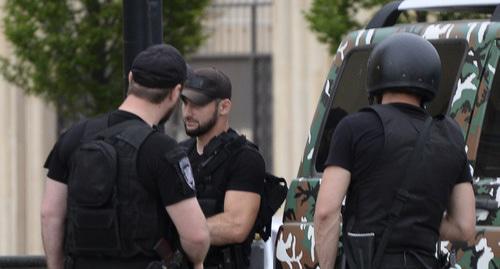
[
  {"x1": 66, "y1": 124, "x2": 122, "y2": 255},
  {"x1": 256, "y1": 173, "x2": 288, "y2": 241},
  {"x1": 344, "y1": 232, "x2": 375, "y2": 269}
]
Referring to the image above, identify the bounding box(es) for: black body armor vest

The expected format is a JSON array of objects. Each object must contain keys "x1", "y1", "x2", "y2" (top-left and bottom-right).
[
  {"x1": 344, "y1": 104, "x2": 466, "y2": 255},
  {"x1": 65, "y1": 116, "x2": 166, "y2": 258},
  {"x1": 180, "y1": 130, "x2": 253, "y2": 267}
]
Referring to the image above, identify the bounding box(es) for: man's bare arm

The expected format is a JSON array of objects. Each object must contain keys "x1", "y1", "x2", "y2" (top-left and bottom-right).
[
  {"x1": 41, "y1": 178, "x2": 68, "y2": 269},
  {"x1": 314, "y1": 166, "x2": 351, "y2": 269},
  {"x1": 166, "y1": 197, "x2": 210, "y2": 269},
  {"x1": 439, "y1": 182, "x2": 476, "y2": 242},
  {"x1": 206, "y1": 190, "x2": 260, "y2": 245}
]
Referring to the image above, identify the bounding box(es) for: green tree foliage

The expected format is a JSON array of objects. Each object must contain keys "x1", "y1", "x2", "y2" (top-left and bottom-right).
[
  {"x1": 305, "y1": 0, "x2": 489, "y2": 55},
  {"x1": 304, "y1": 0, "x2": 387, "y2": 55},
  {"x1": 1, "y1": 0, "x2": 209, "y2": 119}
]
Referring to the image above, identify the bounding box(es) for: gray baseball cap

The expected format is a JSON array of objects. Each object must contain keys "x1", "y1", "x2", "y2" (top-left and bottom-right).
[{"x1": 182, "y1": 67, "x2": 232, "y2": 105}]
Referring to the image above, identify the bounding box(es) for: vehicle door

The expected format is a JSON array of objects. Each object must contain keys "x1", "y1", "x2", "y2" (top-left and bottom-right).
[{"x1": 453, "y1": 39, "x2": 500, "y2": 268}]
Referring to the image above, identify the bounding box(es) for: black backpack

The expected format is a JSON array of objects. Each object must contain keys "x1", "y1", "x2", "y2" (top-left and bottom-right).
[
  {"x1": 182, "y1": 134, "x2": 288, "y2": 241},
  {"x1": 66, "y1": 117, "x2": 156, "y2": 256}
]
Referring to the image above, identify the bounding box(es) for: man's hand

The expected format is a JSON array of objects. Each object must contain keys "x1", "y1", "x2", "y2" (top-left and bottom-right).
[
  {"x1": 206, "y1": 190, "x2": 261, "y2": 245},
  {"x1": 41, "y1": 178, "x2": 68, "y2": 269},
  {"x1": 314, "y1": 166, "x2": 351, "y2": 269},
  {"x1": 166, "y1": 197, "x2": 210, "y2": 267}
]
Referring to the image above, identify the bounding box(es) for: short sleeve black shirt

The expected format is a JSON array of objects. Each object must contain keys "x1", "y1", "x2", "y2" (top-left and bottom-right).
[{"x1": 44, "y1": 110, "x2": 196, "y2": 207}]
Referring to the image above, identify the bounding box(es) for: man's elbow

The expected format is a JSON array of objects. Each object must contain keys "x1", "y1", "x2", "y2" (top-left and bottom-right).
[
  {"x1": 185, "y1": 227, "x2": 210, "y2": 247},
  {"x1": 41, "y1": 205, "x2": 63, "y2": 225},
  {"x1": 460, "y1": 221, "x2": 476, "y2": 242},
  {"x1": 314, "y1": 205, "x2": 339, "y2": 225},
  {"x1": 232, "y1": 225, "x2": 252, "y2": 244}
]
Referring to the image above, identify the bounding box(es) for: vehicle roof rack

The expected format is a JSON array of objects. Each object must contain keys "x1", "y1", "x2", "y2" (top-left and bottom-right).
[{"x1": 366, "y1": 0, "x2": 500, "y2": 29}]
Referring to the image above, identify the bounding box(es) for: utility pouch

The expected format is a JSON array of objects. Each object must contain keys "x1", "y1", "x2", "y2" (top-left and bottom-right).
[
  {"x1": 66, "y1": 138, "x2": 121, "y2": 255},
  {"x1": 222, "y1": 247, "x2": 235, "y2": 269},
  {"x1": 344, "y1": 232, "x2": 375, "y2": 269},
  {"x1": 68, "y1": 206, "x2": 121, "y2": 253},
  {"x1": 221, "y1": 245, "x2": 246, "y2": 269}
]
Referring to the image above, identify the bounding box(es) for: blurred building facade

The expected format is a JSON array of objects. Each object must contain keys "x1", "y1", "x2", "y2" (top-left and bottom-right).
[
  {"x1": 0, "y1": 0, "x2": 331, "y2": 254},
  {"x1": 0, "y1": 0, "x2": 58, "y2": 254}
]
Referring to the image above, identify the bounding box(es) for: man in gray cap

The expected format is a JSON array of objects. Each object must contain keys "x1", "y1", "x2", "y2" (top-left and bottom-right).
[
  {"x1": 42, "y1": 44, "x2": 210, "y2": 269},
  {"x1": 180, "y1": 68, "x2": 265, "y2": 269}
]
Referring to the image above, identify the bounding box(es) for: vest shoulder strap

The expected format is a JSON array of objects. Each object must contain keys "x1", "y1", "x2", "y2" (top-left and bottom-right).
[
  {"x1": 200, "y1": 133, "x2": 249, "y2": 176},
  {"x1": 82, "y1": 114, "x2": 153, "y2": 149}
]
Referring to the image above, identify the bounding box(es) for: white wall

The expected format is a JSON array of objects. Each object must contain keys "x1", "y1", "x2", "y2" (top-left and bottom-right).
[{"x1": 272, "y1": 0, "x2": 332, "y2": 180}]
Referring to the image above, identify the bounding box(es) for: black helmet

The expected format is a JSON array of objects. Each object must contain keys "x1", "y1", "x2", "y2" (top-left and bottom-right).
[{"x1": 366, "y1": 33, "x2": 441, "y2": 102}]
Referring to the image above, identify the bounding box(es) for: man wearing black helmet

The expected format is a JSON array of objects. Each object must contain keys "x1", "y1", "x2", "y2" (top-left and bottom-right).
[
  {"x1": 41, "y1": 44, "x2": 209, "y2": 269},
  {"x1": 314, "y1": 33, "x2": 475, "y2": 269}
]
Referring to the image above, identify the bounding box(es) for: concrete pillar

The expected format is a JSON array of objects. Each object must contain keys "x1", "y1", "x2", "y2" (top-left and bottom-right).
[
  {"x1": 0, "y1": 0, "x2": 57, "y2": 254},
  {"x1": 272, "y1": 1, "x2": 332, "y2": 180}
]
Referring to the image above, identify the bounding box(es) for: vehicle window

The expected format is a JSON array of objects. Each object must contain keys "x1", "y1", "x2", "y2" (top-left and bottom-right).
[
  {"x1": 315, "y1": 40, "x2": 468, "y2": 173},
  {"x1": 475, "y1": 59, "x2": 500, "y2": 178}
]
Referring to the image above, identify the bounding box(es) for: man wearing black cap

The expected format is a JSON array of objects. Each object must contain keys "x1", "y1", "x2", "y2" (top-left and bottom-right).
[
  {"x1": 41, "y1": 44, "x2": 210, "y2": 269},
  {"x1": 180, "y1": 68, "x2": 265, "y2": 269}
]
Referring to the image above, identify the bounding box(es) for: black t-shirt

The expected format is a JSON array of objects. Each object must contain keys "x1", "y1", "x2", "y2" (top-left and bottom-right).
[
  {"x1": 44, "y1": 110, "x2": 196, "y2": 207},
  {"x1": 325, "y1": 103, "x2": 472, "y2": 184}
]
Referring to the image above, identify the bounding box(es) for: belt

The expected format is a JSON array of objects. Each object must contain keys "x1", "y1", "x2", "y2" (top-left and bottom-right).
[{"x1": 381, "y1": 251, "x2": 438, "y2": 269}]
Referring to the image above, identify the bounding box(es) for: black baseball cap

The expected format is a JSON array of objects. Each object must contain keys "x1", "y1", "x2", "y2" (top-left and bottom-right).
[
  {"x1": 131, "y1": 44, "x2": 187, "y2": 89},
  {"x1": 182, "y1": 67, "x2": 232, "y2": 105}
]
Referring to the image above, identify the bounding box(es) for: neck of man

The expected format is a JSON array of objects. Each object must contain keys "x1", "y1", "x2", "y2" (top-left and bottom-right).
[
  {"x1": 196, "y1": 119, "x2": 230, "y2": 155},
  {"x1": 381, "y1": 91, "x2": 421, "y2": 107},
  {"x1": 119, "y1": 95, "x2": 167, "y2": 127}
]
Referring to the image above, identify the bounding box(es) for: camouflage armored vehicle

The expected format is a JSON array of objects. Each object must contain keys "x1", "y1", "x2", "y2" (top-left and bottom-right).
[{"x1": 274, "y1": 1, "x2": 500, "y2": 268}]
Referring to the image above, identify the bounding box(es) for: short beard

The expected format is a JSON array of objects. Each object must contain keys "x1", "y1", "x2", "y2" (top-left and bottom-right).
[{"x1": 184, "y1": 109, "x2": 218, "y2": 137}]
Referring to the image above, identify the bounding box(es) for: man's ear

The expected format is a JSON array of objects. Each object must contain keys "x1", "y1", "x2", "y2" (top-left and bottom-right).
[
  {"x1": 169, "y1": 84, "x2": 182, "y2": 103},
  {"x1": 218, "y1": 99, "x2": 231, "y2": 116},
  {"x1": 128, "y1": 72, "x2": 133, "y2": 83}
]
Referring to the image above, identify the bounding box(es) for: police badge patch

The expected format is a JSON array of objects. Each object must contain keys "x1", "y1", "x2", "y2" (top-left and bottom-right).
[{"x1": 179, "y1": 157, "x2": 195, "y2": 190}]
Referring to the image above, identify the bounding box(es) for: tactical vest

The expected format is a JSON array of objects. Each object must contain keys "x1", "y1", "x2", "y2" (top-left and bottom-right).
[
  {"x1": 182, "y1": 131, "x2": 248, "y2": 216},
  {"x1": 65, "y1": 115, "x2": 166, "y2": 258},
  {"x1": 180, "y1": 130, "x2": 255, "y2": 266},
  {"x1": 343, "y1": 104, "x2": 466, "y2": 255}
]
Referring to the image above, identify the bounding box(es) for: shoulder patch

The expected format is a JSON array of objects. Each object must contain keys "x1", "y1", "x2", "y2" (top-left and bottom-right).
[{"x1": 179, "y1": 157, "x2": 195, "y2": 190}]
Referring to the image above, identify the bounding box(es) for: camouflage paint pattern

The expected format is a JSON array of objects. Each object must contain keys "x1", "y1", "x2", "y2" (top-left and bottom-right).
[{"x1": 276, "y1": 20, "x2": 500, "y2": 269}]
